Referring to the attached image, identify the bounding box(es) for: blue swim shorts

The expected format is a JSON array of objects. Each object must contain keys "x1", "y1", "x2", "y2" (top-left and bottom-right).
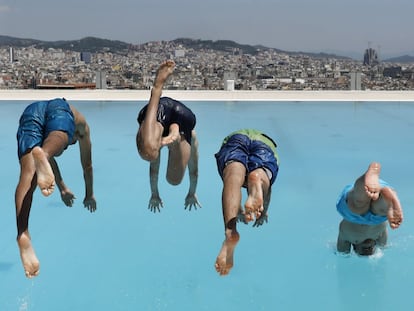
[
  {"x1": 17, "y1": 98, "x2": 75, "y2": 159},
  {"x1": 215, "y1": 133, "x2": 279, "y2": 185},
  {"x1": 336, "y1": 179, "x2": 390, "y2": 225}
]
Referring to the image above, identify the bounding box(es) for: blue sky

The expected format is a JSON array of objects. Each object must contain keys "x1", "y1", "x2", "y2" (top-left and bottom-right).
[{"x1": 0, "y1": 0, "x2": 413, "y2": 58}]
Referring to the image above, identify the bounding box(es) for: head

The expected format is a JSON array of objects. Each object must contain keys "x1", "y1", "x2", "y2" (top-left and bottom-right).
[{"x1": 353, "y1": 239, "x2": 376, "y2": 256}]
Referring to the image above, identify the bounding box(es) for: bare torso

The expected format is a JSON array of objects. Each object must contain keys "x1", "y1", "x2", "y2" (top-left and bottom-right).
[{"x1": 339, "y1": 219, "x2": 387, "y2": 245}]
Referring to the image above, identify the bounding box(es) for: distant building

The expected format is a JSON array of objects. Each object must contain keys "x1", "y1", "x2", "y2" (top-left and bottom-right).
[
  {"x1": 80, "y1": 52, "x2": 92, "y2": 64},
  {"x1": 383, "y1": 66, "x2": 402, "y2": 79},
  {"x1": 225, "y1": 80, "x2": 235, "y2": 91},
  {"x1": 9, "y1": 47, "x2": 15, "y2": 63},
  {"x1": 95, "y1": 71, "x2": 107, "y2": 89},
  {"x1": 363, "y1": 48, "x2": 379, "y2": 66},
  {"x1": 350, "y1": 72, "x2": 361, "y2": 90},
  {"x1": 174, "y1": 49, "x2": 185, "y2": 58},
  {"x1": 223, "y1": 71, "x2": 236, "y2": 90}
]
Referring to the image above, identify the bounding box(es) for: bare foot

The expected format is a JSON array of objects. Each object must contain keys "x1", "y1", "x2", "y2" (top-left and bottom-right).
[
  {"x1": 381, "y1": 187, "x2": 404, "y2": 229},
  {"x1": 17, "y1": 232, "x2": 40, "y2": 278},
  {"x1": 244, "y1": 172, "x2": 264, "y2": 222},
  {"x1": 215, "y1": 231, "x2": 240, "y2": 276},
  {"x1": 161, "y1": 124, "x2": 180, "y2": 146},
  {"x1": 32, "y1": 146, "x2": 55, "y2": 196},
  {"x1": 364, "y1": 162, "x2": 381, "y2": 200},
  {"x1": 154, "y1": 60, "x2": 175, "y2": 88}
]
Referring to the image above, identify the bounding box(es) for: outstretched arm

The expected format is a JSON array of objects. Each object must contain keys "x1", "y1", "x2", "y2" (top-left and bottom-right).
[
  {"x1": 337, "y1": 221, "x2": 351, "y2": 253},
  {"x1": 377, "y1": 228, "x2": 388, "y2": 247},
  {"x1": 148, "y1": 156, "x2": 163, "y2": 212},
  {"x1": 49, "y1": 157, "x2": 75, "y2": 207},
  {"x1": 185, "y1": 131, "x2": 201, "y2": 210},
  {"x1": 73, "y1": 109, "x2": 96, "y2": 213},
  {"x1": 337, "y1": 236, "x2": 351, "y2": 253}
]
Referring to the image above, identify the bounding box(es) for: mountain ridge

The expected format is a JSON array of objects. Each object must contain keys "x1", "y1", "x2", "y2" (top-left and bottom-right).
[
  {"x1": 1, "y1": 35, "x2": 412, "y2": 63},
  {"x1": 0, "y1": 35, "x2": 350, "y2": 60}
]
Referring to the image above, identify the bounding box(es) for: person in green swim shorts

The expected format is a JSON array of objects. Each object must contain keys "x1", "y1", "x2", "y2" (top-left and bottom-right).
[{"x1": 214, "y1": 129, "x2": 280, "y2": 276}]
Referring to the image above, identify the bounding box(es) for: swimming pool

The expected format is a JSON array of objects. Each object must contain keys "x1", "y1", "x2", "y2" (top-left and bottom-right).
[{"x1": 1, "y1": 99, "x2": 413, "y2": 310}]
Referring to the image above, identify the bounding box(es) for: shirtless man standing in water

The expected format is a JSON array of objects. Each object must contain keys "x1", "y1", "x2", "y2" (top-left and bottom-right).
[
  {"x1": 15, "y1": 98, "x2": 96, "y2": 278},
  {"x1": 214, "y1": 129, "x2": 280, "y2": 275},
  {"x1": 336, "y1": 162, "x2": 403, "y2": 256}
]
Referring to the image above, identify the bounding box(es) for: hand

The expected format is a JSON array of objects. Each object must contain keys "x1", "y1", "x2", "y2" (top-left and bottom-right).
[
  {"x1": 148, "y1": 194, "x2": 163, "y2": 213},
  {"x1": 237, "y1": 208, "x2": 248, "y2": 224},
  {"x1": 61, "y1": 189, "x2": 76, "y2": 207},
  {"x1": 184, "y1": 193, "x2": 202, "y2": 211},
  {"x1": 253, "y1": 213, "x2": 268, "y2": 227},
  {"x1": 83, "y1": 196, "x2": 97, "y2": 213}
]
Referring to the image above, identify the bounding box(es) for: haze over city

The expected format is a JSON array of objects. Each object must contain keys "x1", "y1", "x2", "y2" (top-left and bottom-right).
[{"x1": 0, "y1": 0, "x2": 413, "y2": 59}]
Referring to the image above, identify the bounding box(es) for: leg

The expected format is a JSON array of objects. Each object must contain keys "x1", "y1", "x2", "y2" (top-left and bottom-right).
[
  {"x1": 33, "y1": 130, "x2": 69, "y2": 196},
  {"x1": 376, "y1": 228, "x2": 388, "y2": 247},
  {"x1": 244, "y1": 168, "x2": 270, "y2": 222},
  {"x1": 337, "y1": 220, "x2": 352, "y2": 253},
  {"x1": 347, "y1": 162, "x2": 381, "y2": 215},
  {"x1": 166, "y1": 136, "x2": 191, "y2": 185},
  {"x1": 371, "y1": 187, "x2": 403, "y2": 229},
  {"x1": 215, "y1": 162, "x2": 245, "y2": 276},
  {"x1": 136, "y1": 60, "x2": 175, "y2": 161},
  {"x1": 15, "y1": 153, "x2": 40, "y2": 278}
]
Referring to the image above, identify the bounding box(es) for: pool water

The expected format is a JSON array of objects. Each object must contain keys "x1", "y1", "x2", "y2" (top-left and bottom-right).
[{"x1": 1, "y1": 100, "x2": 414, "y2": 311}]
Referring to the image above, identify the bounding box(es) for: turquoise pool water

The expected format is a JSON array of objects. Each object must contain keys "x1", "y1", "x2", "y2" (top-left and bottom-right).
[{"x1": 1, "y1": 100, "x2": 414, "y2": 310}]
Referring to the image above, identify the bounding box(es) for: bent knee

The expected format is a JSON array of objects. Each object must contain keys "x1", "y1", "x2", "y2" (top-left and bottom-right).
[
  {"x1": 137, "y1": 140, "x2": 160, "y2": 162},
  {"x1": 138, "y1": 146, "x2": 159, "y2": 162},
  {"x1": 166, "y1": 176, "x2": 183, "y2": 185},
  {"x1": 166, "y1": 173, "x2": 184, "y2": 185}
]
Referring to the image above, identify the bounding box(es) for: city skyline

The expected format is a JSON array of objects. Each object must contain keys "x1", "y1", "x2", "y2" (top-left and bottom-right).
[{"x1": 0, "y1": 0, "x2": 413, "y2": 59}]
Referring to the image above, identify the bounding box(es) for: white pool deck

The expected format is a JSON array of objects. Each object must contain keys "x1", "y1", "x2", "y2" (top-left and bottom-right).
[{"x1": 1, "y1": 89, "x2": 414, "y2": 101}]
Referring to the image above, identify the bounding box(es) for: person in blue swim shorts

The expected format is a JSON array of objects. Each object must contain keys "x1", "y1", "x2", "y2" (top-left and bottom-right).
[
  {"x1": 336, "y1": 162, "x2": 403, "y2": 256},
  {"x1": 214, "y1": 129, "x2": 280, "y2": 276},
  {"x1": 136, "y1": 60, "x2": 201, "y2": 212},
  {"x1": 15, "y1": 98, "x2": 96, "y2": 278}
]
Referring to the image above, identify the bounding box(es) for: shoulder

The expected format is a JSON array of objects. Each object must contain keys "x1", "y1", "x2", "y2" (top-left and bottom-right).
[
  {"x1": 70, "y1": 106, "x2": 85, "y2": 124},
  {"x1": 339, "y1": 220, "x2": 386, "y2": 243},
  {"x1": 70, "y1": 105, "x2": 89, "y2": 137}
]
